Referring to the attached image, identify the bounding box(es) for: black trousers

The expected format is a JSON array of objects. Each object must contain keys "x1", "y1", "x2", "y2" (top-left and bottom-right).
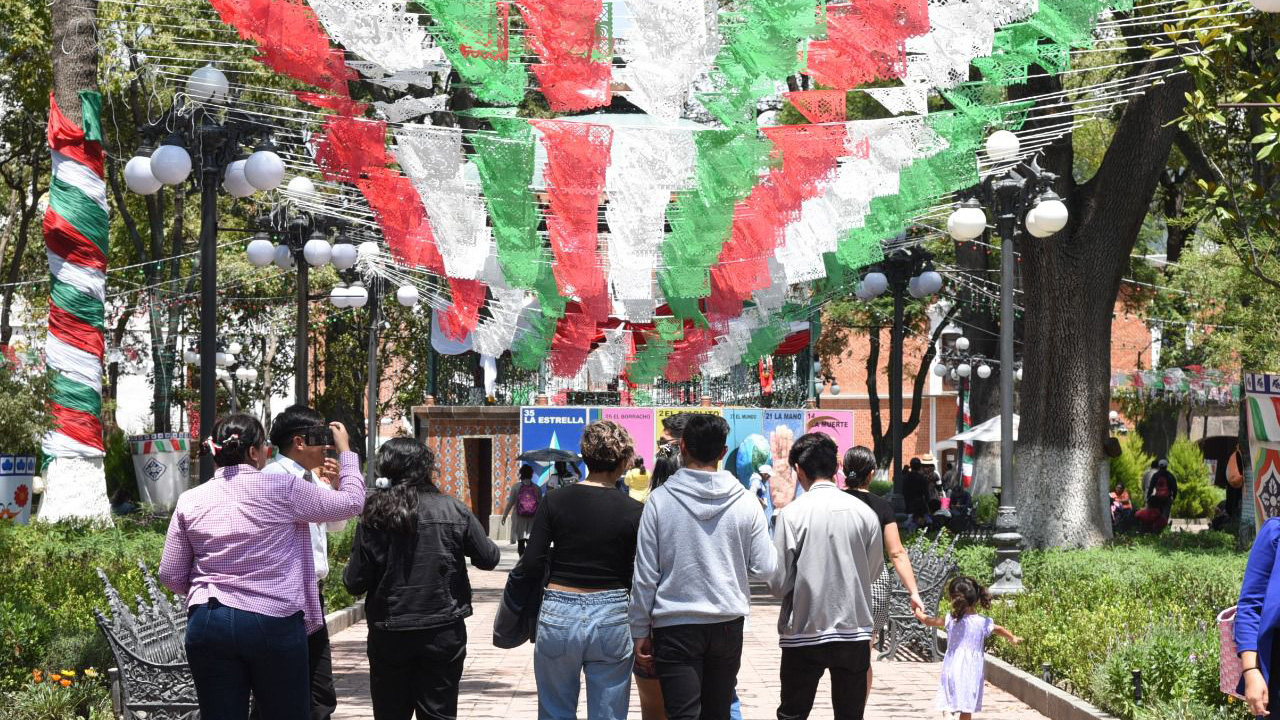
[
  {"x1": 249, "y1": 583, "x2": 338, "y2": 720},
  {"x1": 653, "y1": 618, "x2": 744, "y2": 720},
  {"x1": 367, "y1": 620, "x2": 467, "y2": 720},
  {"x1": 777, "y1": 640, "x2": 871, "y2": 720}
]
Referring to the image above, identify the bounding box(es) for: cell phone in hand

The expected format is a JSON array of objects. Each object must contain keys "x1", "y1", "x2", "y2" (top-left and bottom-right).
[{"x1": 304, "y1": 426, "x2": 335, "y2": 447}]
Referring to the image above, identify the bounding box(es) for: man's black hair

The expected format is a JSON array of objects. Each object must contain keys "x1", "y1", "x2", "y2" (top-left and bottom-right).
[
  {"x1": 662, "y1": 412, "x2": 692, "y2": 440},
  {"x1": 789, "y1": 432, "x2": 838, "y2": 481},
  {"x1": 681, "y1": 414, "x2": 730, "y2": 464},
  {"x1": 910, "y1": 457, "x2": 922, "y2": 468},
  {"x1": 269, "y1": 404, "x2": 327, "y2": 450}
]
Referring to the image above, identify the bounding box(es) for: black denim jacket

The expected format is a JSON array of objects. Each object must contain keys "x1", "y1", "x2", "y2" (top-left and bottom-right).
[{"x1": 343, "y1": 489, "x2": 501, "y2": 631}]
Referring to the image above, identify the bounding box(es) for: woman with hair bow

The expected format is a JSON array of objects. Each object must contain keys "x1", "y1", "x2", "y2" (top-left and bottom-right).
[
  {"x1": 343, "y1": 437, "x2": 501, "y2": 720},
  {"x1": 159, "y1": 414, "x2": 366, "y2": 720}
]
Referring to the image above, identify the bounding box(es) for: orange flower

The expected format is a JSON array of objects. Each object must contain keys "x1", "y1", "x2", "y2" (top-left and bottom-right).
[
  {"x1": 50, "y1": 673, "x2": 61, "y2": 683},
  {"x1": 32, "y1": 669, "x2": 43, "y2": 683},
  {"x1": 59, "y1": 679, "x2": 71, "y2": 688}
]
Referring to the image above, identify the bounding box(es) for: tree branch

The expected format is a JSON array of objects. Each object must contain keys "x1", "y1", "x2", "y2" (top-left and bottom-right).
[{"x1": 902, "y1": 304, "x2": 959, "y2": 439}]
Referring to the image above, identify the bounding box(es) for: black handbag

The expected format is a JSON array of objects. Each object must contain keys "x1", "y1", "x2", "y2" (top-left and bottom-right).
[{"x1": 493, "y1": 555, "x2": 547, "y2": 649}]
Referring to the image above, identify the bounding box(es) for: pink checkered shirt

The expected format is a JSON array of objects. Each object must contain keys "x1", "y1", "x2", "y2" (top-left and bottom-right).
[{"x1": 159, "y1": 451, "x2": 366, "y2": 633}]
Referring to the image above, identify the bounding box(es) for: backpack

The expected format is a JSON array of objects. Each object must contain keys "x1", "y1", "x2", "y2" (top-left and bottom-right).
[
  {"x1": 517, "y1": 483, "x2": 540, "y2": 517},
  {"x1": 1153, "y1": 475, "x2": 1171, "y2": 499}
]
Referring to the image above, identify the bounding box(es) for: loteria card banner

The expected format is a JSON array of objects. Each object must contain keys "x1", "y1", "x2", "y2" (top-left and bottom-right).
[
  {"x1": 520, "y1": 406, "x2": 590, "y2": 485},
  {"x1": 602, "y1": 407, "x2": 657, "y2": 474},
  {"x1": 654, "y1": 407, "x2": 723, "y2": 443},
  {"x1": 725, "y1": 408, "x2": 765, "y2": 486},
  {"x1": 806, "y1": 409, "x2": 855, "y2": 487},
  {"x1": 764, "y1": 409, "x2": 806, "y2": 510},
  {"x1": 1245, "y1": 373, "x2": 1280, "y2": 531}
]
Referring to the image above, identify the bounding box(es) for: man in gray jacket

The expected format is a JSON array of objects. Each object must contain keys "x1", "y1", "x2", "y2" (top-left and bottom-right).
[
  {"x1": 629, "y1": 414, "x2": 777, "y2": 720},
  {"x1": 767, "y1": 432, "x2": 883, "y2": 720}
]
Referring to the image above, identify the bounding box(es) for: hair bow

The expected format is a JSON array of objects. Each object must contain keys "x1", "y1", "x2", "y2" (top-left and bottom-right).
[
  {"x1": 203, "y1": 437, "x2": 221, "y2": 455},
  {"x1": 375, "y1": 477, "x2": 391, "y2": 489}
]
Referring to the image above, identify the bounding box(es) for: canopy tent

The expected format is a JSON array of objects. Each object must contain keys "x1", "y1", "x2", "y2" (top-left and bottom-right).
[{"x1": 943, "y1": 414, "x2": 1020, "y2": 445}]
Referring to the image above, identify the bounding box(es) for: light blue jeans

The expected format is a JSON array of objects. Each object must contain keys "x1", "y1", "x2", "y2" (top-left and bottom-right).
[{"x1": 534, "y1": 589, "x2": 633, "y2": 720}]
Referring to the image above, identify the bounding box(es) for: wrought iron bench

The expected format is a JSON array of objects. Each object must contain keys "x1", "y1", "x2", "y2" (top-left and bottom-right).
[
  {"x1": 94, "y1": 562, "x2": 199, "y2": 720},
  {"x1": 871, "y1": 532, "x2": 958, "y2": 661}
]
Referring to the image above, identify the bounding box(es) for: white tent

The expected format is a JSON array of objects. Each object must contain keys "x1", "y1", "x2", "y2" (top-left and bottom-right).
[{"x1": 944, "y1": 414, "x2": 1020, "y2": 444}]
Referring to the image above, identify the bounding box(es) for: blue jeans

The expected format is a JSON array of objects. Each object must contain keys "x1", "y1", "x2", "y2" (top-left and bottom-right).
[
  {"x1": 186, "y1": 599, "x2": 310, "y2": 720},
  {"x1": 534, "y1": 589, "x2": 633, "y2": 720}
]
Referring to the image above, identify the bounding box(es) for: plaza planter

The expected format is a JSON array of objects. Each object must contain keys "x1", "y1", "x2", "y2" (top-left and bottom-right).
[
  {"x1": 0, "y1": 454, "x2": 36, "y2": 524},
  {"x1": 128, "y1": 433, "x2": 192, "y2": 512}
]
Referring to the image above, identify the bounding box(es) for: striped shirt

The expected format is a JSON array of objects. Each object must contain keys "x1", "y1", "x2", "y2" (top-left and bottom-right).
[{"x1": 158, "y1": 451, "x2": 366, "y2": 633}]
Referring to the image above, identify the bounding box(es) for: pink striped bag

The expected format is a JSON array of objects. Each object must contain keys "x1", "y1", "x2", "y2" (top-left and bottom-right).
[{"x1": 1220, "y1": 606, "x2": 1243, "y2": 699}]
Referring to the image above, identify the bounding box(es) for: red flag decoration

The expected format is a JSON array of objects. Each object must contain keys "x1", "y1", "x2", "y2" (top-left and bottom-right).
[
  {"x1": 664, "y1": 325, "x2": 717, "y2": 383},
  {"x1": 535, "y1": 119, "x2": 613, "y2": 321},
  {"x1": 760, "y1": 357, "x2": 775, "y2": 396},
  {"x1": 205, "y1": 0, "x2": 353, "y2": 95},
  {"x1": 516, "y1": 0, "x2": 612, "y2": 111},
  {"x1": 805, "y1": 0, "x2": 929, "y2": 89},
  {"x1": 707, "y1": 123, "x2": 849, "y2": 319},
  {"x1": 784, "y1": 90, "x2": 847, "y2": 124},
  {"x1": 314, "y1": 114, "x2": 392, "y2": 183},
  {"x1": 549, "y1": 304, "x2": 599, "y2": 377},
  {"x1": 357, "y1": 168, "x2": 445, "y2": 272}
]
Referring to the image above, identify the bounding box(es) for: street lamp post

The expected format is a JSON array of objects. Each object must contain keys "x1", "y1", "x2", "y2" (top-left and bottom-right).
[
  {"x1": 125, "y1": 64, "x2": 284, "y2": 481},
  {"x1": 857, "y1": 244, "x2": 944, "y2": 509},
  {"x1": 245, "y1": 207, "x2": 355, "y2": 406},
  {"x1": 948, "y1": 136, "x2": 1068, "y2": 594}
]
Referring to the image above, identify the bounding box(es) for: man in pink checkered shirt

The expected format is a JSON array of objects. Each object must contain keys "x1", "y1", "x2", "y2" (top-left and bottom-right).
[{"x1": 160, "y1": 414, "x2": 365, "y2": 720}]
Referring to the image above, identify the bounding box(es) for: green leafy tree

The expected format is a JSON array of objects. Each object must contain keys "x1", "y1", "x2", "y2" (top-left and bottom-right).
[
  {"x1": 1110, "y1": 432, "x2": 1152, "y2": 510},
  {"x1": 1168, "y1": 438, "x2": 1222, "y2": 519}
]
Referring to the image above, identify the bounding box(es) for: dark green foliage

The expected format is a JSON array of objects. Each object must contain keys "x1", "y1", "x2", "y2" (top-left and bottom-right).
[
  {"x1": 1168, "y1": 439, "x2": 1222, "y2": 519},
  {"x1": 0, "y1": 363, "x2": 53, "y2": 456},
  {"x1": 1111, "y1": 432, "x2": 1153, "y2": 510},
  {"x1": 952, "y1": 535, "x2": 1247, "y2": 719},
  {"x1": 101, "y1": 428, "x2": 137, "y2": 503},
  {"x1": 974, "y1": 493, "x2": 998, "y2": 525}
]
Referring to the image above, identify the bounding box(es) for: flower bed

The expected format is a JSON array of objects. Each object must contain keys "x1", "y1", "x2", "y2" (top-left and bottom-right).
[{"x1": 954, "y1": 531, "x2": 1249, "y2": 720}]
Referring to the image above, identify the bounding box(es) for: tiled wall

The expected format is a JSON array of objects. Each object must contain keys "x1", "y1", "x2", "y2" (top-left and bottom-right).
[{"x1": 414, "y1": 407, "x2": 521, "y2": 515}]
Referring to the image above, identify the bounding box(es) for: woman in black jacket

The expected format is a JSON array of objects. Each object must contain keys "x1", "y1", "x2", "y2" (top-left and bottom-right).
[{"x1": 344, "y1": 438, "x2": 501, "y2": 720}]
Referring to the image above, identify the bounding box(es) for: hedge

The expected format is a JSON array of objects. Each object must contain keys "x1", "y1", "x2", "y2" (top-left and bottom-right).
[
  {"x1": 953, "y1": 531, "x2": 1250, "y2": 720},
  {"x1": 0, "y1": 517, "x2": 360, "y2": 694}
]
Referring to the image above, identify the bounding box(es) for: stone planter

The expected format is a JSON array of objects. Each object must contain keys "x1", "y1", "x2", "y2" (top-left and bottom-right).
[
  {"x1": 0, "y1": 455, "x2": 37, "y2": 524},
  {"x1": 129, "y1": 434, "x2": 192, "y2": 512}
]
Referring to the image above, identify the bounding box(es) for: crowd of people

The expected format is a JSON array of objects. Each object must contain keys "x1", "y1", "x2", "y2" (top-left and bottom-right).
[{"x1": 159, "y1": 409, "x2": 1020, "y2": 720}]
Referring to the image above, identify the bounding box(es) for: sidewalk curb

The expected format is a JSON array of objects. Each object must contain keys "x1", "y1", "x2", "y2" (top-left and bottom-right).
[
  {"x1": 326, "y1": 599, "x2": 366, "y2": 636},
  {"x1": 984, "y1": 654, "x2": 1121, "y2": 720}
]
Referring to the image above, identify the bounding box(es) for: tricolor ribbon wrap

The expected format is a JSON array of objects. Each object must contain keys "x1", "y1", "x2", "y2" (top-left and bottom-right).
[
  {"x1": 38, "y1": 91, "x2": 112, "y2": 523},
  {"x1": 43, "y1": 91, "x2": 107, "y2": 459}
]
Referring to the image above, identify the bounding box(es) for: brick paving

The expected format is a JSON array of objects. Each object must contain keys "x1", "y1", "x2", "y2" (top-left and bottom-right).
[{"x1": 331, "y1": 548, "x2": 1048, "y2": 719}]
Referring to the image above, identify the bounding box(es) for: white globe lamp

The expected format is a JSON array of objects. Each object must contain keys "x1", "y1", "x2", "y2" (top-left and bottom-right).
[
  {"x1": 223, "y1": 160, "x2": 256, "y2": 198},
  {"x1": 286, "y1": 176, "x2": 316, "y2": 198},
  {"x1": 330, "y1": 243, "x2": 358, "y2": 270},
  {"x1": 227, "y1": 342, "x2": 242, "y2": 355},
  {"x1": 956, "y1": 336, "x2": 970, "y2": 352},
  {"x1": 273, "y1": 244, "x2": 294, "y2": 269},
  {"x1": 915, "y1": 270, "x2": 943, "y2": 296},
  {"x1": 149, "y1": 143, "x2": 192, "y2": 186},
  {"x1": 244, "y1": 148, "x2": 285, "y2": 191},
  {"x1": 303, "y1": 236, "x2": 332, "y2": 267},
  {"x1": 862, "y1": 272, "x2": 889, "y2": 297},
  {"x1": 246, "y1": 235, "x2": 275, "y2": 267},
  {"x1": 977, "y1": 363, "x2": 992, "y2": 379},
  {"x1": 854, "y1": 282, "x2": 872, "y2": 301},
  {"x1": 830, "y1": 383, "x2": 840, "y2": 395},
  {"x1": 347, "y1": 282, "x2": 369, "y2": 308},
  {"x1": 183, "y1": 350, "x2": 198, "y2": 364},
  {"x1": 948, "y1": 200, "x2": 987, "y2": 240},
  {"x1": 957, "y1": 362, "x2": 972, "y2": 378},
  {"x1": 124, "y1": 156, "x2": 162, "y2": 195},
  {"x1": 1032, "y1": 193, "x2": 1069, "y2": 234},
  {"x1": 329, "y1": 284, "x2": 351, "y2": 308},
  {"x1": 396, "y1": 285, "x2": 419, "y2": 307},
  {"x1": 933, "y1": 363, "x2": 948, "y2": 377},
  {"x1": 357, "y1": 241, "x2": 381, "y2": 259},
  {"x1": 1249, "y1": 0, "x2": 1280, "y2": 12},
  {"x1": 1024, "y1": 206, "x2": 1054, "y2": 238},
  {"x1": 215, "y1": 352, "x2": 231, "y2": 368},
  {"x1": 235, "y1": 366, "x2": 258, "y2": 383},
  {"x1": 985, "y1": 130, "x2": 1021, "y2": 163},
  {"x1": 185, "y1": 64, "x2": 230, "y2": 104},
  {"x1": 1016, "y1": 367, "x2": 1024, "y2": 382},
  {"x1": 907, "y1": 276, "x2": 923, "y2": 298}
]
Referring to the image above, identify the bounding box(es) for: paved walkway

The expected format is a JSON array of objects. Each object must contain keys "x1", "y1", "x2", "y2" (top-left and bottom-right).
[{"x1": 331, "y1": 548, "x2": 1048, "y2": 720}]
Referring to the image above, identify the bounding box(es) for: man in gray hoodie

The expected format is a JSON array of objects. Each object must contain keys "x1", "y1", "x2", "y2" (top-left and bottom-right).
[
  {"x1": 629, "y1": 413, "x2": 777, "y2": 720},
  {"x1": 767, "y1": 432, "x2": 883, "y2": 720}
]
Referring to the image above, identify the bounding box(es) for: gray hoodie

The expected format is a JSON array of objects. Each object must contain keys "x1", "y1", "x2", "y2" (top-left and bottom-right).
[{"x1": 628, "y1": 466, "x2": 778, "y2": 638}]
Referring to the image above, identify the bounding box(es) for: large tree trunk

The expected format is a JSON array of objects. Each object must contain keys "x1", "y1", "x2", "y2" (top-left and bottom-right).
[{"x1": 1015, "y1": 68, "x2": 1193, "y2": 548}]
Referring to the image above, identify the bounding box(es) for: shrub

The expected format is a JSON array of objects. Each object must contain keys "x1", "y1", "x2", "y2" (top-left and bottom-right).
[
  {"x1": 1135, "y1": 698, "x2": 1249, "y2": 720},
  {"x1": 102, "y1": 428, "x2": 138, "y2": 503},
  {"x1": 951, "y1": 541, "x2": 1247, "y2": 720},
  {"x1": 1111, "y1": 432, "x2": 1153, "y2": 510},
  {"x1": 0, "y1": 362, "x2": 53, "y2": 457},
  {"x1": 1169, "y1": 439, "x2": 1223, "y2": 519},
  {"x1": 868, "y1": 478, "x2": 893, "y2": 497},
  {"x1": 974, "y1": 493, "x2": 998, "y2": 525}
]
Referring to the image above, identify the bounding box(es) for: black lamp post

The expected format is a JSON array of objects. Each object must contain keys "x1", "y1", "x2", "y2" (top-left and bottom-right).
[
  {"x1": 948, "y1": 136, "x2": 1069, "y2": 595},
  {"x1": 245, "y1": 206, "x2": 356, "y2": 407},
  {"x1": 124, "y1": 64, "x2": 286, "y2": 481},
  {"x1": 856, "y1": 243, "x2": 944, "y2": 508}
]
